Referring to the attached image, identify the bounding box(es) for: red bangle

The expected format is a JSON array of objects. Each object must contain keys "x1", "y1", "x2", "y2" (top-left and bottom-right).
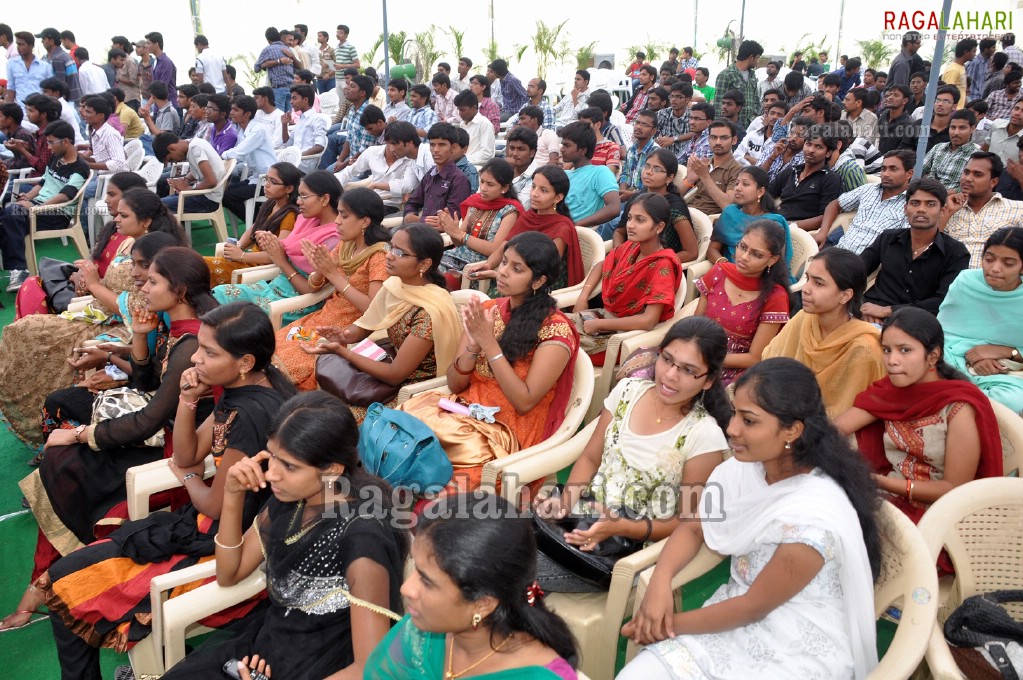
[{"x1": 906, "y1": 478, "x2": 914, "y2": 502}]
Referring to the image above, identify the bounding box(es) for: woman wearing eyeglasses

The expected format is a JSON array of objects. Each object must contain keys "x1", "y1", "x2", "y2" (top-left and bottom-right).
[
  {"x1": 612, "y1": 149, "x2": 699, "y2": 264},
  {"x1": 532, "y1": 317, "x2": 730, "y2": 592},
  {"x1": 212, "y1": 170, "x2": 340, "y2": 325},
  {"x1": 204, "y1": 162, "x2": 301, "y2": 286},
  {"x1": 303, "y1": 224, "x2": 462, "y2": 421},
  {"x1": 570, "y1": 193, "x2": 682, "y2": 361}
]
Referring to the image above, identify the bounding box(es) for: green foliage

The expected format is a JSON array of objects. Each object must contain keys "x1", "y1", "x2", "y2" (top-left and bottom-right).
[
  {"x1": 781, "y1": 33, "x2": 831, "y2": 66},
  {"x1": 445, "y1": 26, "x2": 466, "y2": 62},
  {"x1": 643, "y1": 38, "x2": 669, "y2": 63},
  {"x1": 575, "y1": 41, "x2": 598, "y2": 70},
  {"x1": 855, "y1": 38, "x2": 897, "y2": 70},
  {"x1": 362, "y1": 34, "x2": 385, "y2": 70},
  {"x1": 530, "y1": 19, "x2": 571, "y2": 80},
  {"x1": 387, "y1": 30, "x2": 414, "y2": 66},
  {"x1": 228, "y1": 53, "x2": 262, "y2": 91},
  {"x1": 484, "y1": 39, "x2": 510, "y2": 65},
  {"x1": 412, "y1": 28, "x2": 443, "y2": 83}
]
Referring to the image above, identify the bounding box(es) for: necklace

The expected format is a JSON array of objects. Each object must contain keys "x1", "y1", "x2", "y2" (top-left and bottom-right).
[
  {"x1": 911, "y1": 242, "x2": 932, "y2": 259},
  {"x1": 445, "y1": 633, "x2": 513, "y2": 679},
  {"x1": 254, "y1": 374, "x2": 270, "y2": 387},
  {"x1": 654, "y1": 397, "x2": 686, "y2": 425}
]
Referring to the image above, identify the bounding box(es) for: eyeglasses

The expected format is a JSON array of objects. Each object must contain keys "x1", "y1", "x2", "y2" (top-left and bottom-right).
[
  {"x1": 384, "y1": 244, "x2": 413, "y2": 258},
  {"x1": 642, "y1": 163, "x2": 668, "y2": 173},
  {"x1": 633, "y1": 120, "x2": 655, "y2": 129},
  {"x1": 265, "y1": 177, "x2": 285, "y2": 186},
  {"x1": 657, "y1": 352, "x2": 709, "y2": 379},
  {"x1": 296, "y1": 193, "x2": 318, "y2": 201}
]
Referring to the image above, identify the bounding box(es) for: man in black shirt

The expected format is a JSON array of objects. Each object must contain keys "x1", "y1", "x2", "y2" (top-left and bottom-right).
[
  {"x1": 878, "y1": 84, "x2": 917, "y2": 153},
  {"x1": 860, "y1": 177, "x2": 970, "y2": 323},
  {"x1": 770, "y1": 126, "x2": 844, "y2": 232}
]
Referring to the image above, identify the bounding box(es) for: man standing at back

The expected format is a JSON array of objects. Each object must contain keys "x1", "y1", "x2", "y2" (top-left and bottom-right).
[
  {"x1": 969, "y1": 39, "x2": 998, "y2": 102},
  {"x1": 714, "y1": 39, "x2": 763, "y2": 130},
  {"x1": 75, "y1": 48, "x2": 109, "y2": 96},
  {"x1": 334, "y1": 25, "x2": 359, "y2": 96},
  {"x1": 193, "y1": 35, "x2": 226, "y2": 94},
  {"x1": 4, "y1": 32, "x2": 52, "y2": 107},
  {"x1": 487, "y1": 59, "x2": 527, "y2": 121},
  {"x1": 254, "y1": 27, "x2": 295, "y2": 113},
  {"x1": 942, "y1": 39, "x2": 978, "y2": 110},
  {"x1": 888, "y1": 32, "x2": 923, "y2": 87},
  {"x1": 36, "y1": 28, "x2": 80, "y2": 103},
  {"x1": 146, "y1": 32, "x2": 177, "y2": 106}
]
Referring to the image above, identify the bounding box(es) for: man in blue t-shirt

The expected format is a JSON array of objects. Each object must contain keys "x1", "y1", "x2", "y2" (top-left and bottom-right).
[{"x1": 559, "y1": 121, "x2": 621, "y2": 239}]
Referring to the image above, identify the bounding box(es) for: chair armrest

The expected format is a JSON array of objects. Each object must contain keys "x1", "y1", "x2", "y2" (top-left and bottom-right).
[
  {"x1": 345, "y1": 178, "x2": 372, "y2": 189},
  {"x1": 267, "y1": 285, "x2": 335, "y2": 331},
  {"x1": 126, "y1": 455, "x2": 216, "y2": 520},
  {"x1": 495, "y1": 421, "x2": 600, "y2": 503},
  {"x1": 550, "y1": 283, "x2": 584, "y2": 309},
  {"x1": 925, "y1": 620, "x2": 966, "y2": 680},
  {"x1": 382, "y1": 215, "x2": 404, "y2": 229},
  {"x1": 161, "y1": 566, "x2": 267, "y2": 669},
  {"x1": 235, "y1": 264, "x2": 281, "y2": 284},
  {"x1": 66, "y1": 295, "x2": 96, "y2": 313},
  {"x1": 215, "y1": 242, "x2": 225, "y2": 257},
  {"x1": 393, "y1": 377, "x2": 450, "y2": 406}
]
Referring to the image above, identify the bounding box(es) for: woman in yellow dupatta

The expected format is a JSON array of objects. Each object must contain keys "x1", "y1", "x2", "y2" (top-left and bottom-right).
[
  {"x1": 763, "y1": 248, "x2": 885, "y2": 417},
  {"x1": 275, "y1": 189, "x2": 391, "y2": 390},
  {"x1": 304, "y1": 224, "x2": 462, "y2": 420},
  {"x1": 399, "y1": 232, "x2": 580, "y2": 494}
]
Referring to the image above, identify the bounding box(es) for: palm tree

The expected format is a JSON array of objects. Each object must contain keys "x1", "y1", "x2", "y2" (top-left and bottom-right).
[
  {"x1": 412, "y1": 29, "x2": 443, "y2": 83},
  {"x1": 445, "y1": 26, "x2": 466, "y2": 62},
  {"x1": 388, "y1": 30, "x2": 413, "y2": 66},
  {"x1": 362, "y1": 34, "x2": 385, "y2": 71},
  {"x1": 856, "y1": 38, "x2": 896, "y2": 70},
  {"x1": 575, "y1": 41, "x2": 598, "y2": 70},
  {"x1": 530, "y1": 19, "x2": 570, "y2": 80}
]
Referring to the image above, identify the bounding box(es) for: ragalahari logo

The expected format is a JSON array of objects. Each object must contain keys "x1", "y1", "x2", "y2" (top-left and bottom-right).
[{"x1": 884, "y1": 10, "x2": 1012, "y2": 31}]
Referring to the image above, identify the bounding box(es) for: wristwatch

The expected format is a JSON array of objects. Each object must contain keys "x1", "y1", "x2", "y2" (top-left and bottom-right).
[{"x1": 1011, "y1": 348, "x2": 1021, "y2": 361}]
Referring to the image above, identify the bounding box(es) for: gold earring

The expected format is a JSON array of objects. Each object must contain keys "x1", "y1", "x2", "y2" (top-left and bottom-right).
[
  {"x1": 471, "y1": 612, "x2": 482, "y2": 630},
  {"x1": 784, "y1": 440, "x2": 792, "y2": 450},
  {"x1": 420, "y1": 270, "x2": 425, "y2": 279},
  {"x1": 240, "y1": 369, "x2": 247, "y2": 381}
]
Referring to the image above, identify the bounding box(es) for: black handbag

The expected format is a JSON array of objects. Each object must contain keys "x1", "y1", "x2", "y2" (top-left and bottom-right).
[
  {"x1": 945, "y1": 590, "x2": 1023, "y2": 679},
  {"x1": 38, "y1": 257, "x2": 79, "y2": 313},
  {"x1": 533, "y1": 509, "x2": 645, "y2": 589},
  {"x1": 315, "y1": 343, "x2": 400, "y2": 407}
]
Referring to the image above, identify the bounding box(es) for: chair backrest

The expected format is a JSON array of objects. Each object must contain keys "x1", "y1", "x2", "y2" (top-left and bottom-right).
[
  {"x1": 575, "y1": 226, "x2": 607, "y2": 274},
  {"x1": 136, "y1": 156, "x2": 164, "y2": 185},
  {"x1": 866, "y1": 501, "x2": 940, "y2": 679},
  {"x1": 213, "y1": 158, "x2": 237, "y2": 192},
  {"x1": 275, "y1": 146, "x2": 303, "y2": 167},
  {"x1": 918, "y1": 478, "x2": 1023, "y2": 617},
  {"x1": 865, "y1": 174, "x2": 882, "y2": 184},
  {"x1": 687, "y1": 208, "x2": 713, "y2": 262},
  {"x1": 788, "y1": 225, "x2": 819, "y2": 281},
  {"x1": 319, "y1": 90, "x2": 340, "y2": 118},
  {"x1": 991, "y1": 398, "x2": 1023, "y2": 477},
  {"x1": 124, "y1": 139, "x2": 145, "y2": 171},
  {"x1": 451, "y1": 289, "x2": 489, "y2": 311}
]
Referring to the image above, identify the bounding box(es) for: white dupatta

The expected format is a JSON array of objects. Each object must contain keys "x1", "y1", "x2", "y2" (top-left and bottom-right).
[{"x1": 701, "y1": 458, "x2": 878, "y2": 679}]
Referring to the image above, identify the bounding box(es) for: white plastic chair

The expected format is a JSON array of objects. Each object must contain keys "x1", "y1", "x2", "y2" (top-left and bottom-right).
[
  {"x1": 174, "y1": 158, "x2": 236, "y2": 244},
  {"x1": 236, "y1": 147, "x2": 303, "y2": 234},
  {"x1": 319, "y1": 90, "x2": 340, "y2": 119},
  {"x1": 22, "y1": 171, "x2": 94, "y2": 275},
  {"x1": 788, "y1": 225, "x2": 820, "y2": 293},
  {"x1": 681, "y1": 208, "x2": 713, "y2": 303},
  {"x1": 550, "y1": 227, "x2": 607, "y2": 308},
  {"x1": 135, "y1": 156, "x2": 165, "y2": 190},
  {"x1": 124, "y1": 138, "x2": 145, "y2": 171}
]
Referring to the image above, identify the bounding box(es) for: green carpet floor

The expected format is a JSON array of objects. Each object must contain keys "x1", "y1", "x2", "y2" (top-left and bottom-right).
[{"x1": 0, "y1": 220, "x2": 220, "y2": 679}]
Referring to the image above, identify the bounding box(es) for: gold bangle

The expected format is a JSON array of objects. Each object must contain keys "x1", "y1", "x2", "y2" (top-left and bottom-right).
[
  {"x1": 213, "y1": 533, "x2": 244, "y2": 550},
  {"x1": 341, "y1": 283, "x2": 352, "y2": 295},
  {"x1": 287, "y1": 271, "x2": 299, "y2": 282}
]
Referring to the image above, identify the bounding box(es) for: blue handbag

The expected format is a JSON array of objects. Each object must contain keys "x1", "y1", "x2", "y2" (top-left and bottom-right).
[{"x1": 358, "y1": 403, "x2": 453, "y2": 493}]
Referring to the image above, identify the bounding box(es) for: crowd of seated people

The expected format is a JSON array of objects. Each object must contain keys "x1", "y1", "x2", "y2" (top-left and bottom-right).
[{"x1": 1, "y1": 21, "x2": 1023, "y2": 680}]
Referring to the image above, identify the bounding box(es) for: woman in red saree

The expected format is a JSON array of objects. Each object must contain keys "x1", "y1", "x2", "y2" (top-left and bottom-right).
[
  {"x1": 399, "y1": 232, "x2": 579, "y2": 494},
  {"x1": 464, "y1": 166, "x2": 584, "y2": 292},
  {"x1": 836, "y1": 307, "x2": 1003, "y2": 525},
  {"x1": 570, "y1": 193, "x2": 682, "y2": 364}
]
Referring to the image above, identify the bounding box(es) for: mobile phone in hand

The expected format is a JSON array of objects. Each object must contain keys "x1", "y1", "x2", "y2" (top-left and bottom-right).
[{"x1": 223, "y1": 659, "x2": 269, "y2": 680}]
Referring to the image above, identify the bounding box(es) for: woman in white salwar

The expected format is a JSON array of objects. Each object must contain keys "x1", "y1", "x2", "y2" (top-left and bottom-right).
[{"x1": 618, "y1": 357, "x2": 882, "y2": 680}]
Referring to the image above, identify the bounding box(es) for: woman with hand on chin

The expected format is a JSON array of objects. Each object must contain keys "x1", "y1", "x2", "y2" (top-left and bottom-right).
[
  {"x1": 303, "y1": 224, "x2": 461, "y2": 421},
  {"x1": 619, "y1": 358, "x2": 881, "y2": 680},
  {"x1": 837, "y1": 307, "x2": 1002, "y2": 530},
  {"x1": 161, "y1": 392, "x2": 408, "y2": 680},
  {"x1": 398, "y1": 232, "x2": 579, "y2": 494},
  {"x1": 37, "y1": 300, "x2": 296, "y2": 680},
  {"x1": 533, "y1": 317, "x2": 730, "y2": 593},
  {"x1": 366, "y1": 494, "x2": 580, "y2": 680}
]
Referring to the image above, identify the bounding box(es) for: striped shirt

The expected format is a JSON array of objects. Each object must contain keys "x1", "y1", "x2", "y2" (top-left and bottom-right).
[
  {"x1": 334, "y1": 41, "x2": 358, "y2": 72},
  {"x1": 89, "y1": 122, "x2": 128, "y2": 173},
  {"x1": 985, "y1": 88, "x2": 1021, "y2": 121},
  {"x1": 922, "y1": 142, "x2": 980, "y2": 192},
  {"x1": 620, "y1": 138, "x2": 660, "y2": 190},
  {"x1": 656, "y1": 108, "x2": 690, "y2": 156},
  {"x1": 835, "y1": 183, "x2": 909, "y2": 254},
  {"x1": 409, "y1": 106, "x2": 439, "y2": 140},
  {"x1": 832, "y1": 150, "x2": 866, "y2": 193},
  {"x1": 945, "y1": 193, "x2": 1023, "y2": 267}
]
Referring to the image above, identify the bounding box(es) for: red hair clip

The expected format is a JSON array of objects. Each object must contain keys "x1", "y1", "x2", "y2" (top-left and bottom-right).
[{"x1": 526, "y1": 581, "x2": 545, "y2": 606}]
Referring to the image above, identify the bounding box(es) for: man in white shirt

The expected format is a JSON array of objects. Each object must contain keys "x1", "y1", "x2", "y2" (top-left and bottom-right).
[
  {"x1": 282, "y1": 84, "x2": 327, "y2": 171},
  {"x1": 454, "y1": 90, "x2": 495, "y2": 166},
  {"x1": 293, "y1": 24, "x2": 321, "y2": 79},
  {"x1": 155, "y1": 132, "x2": 227, "y2": 212},
  {"x1": 517, "y1": 105, "x2": 560, "y2": 165},
  {"x1": 74, "y1": 48, "x2": 110, "y2": 96},
  {"x1": 383, "y1": 78, "x2": 412, "y2": 123},
  {"x1": 553, "y1": 69, "x2": 591, "y2": 125},
  {"x1": 335, "y1": 120, "x2": 419, "y2": 210},
  {"x1": 40, "y1": 77, "x2": 85, "y2": 144},
  {"x1": 842, "y1": 87, "x2": 879, "y2": 148},
  {"x1": 452, "y1": 57, "x2": 473, "y2": 92},
  {"x1": 222, "y1": 95, "x2": 277, "y2": 222},
  {"x1": 193, "y1": 35, "x2": 226, "y2": 93},
  {"x1": 252, "y1": 86, "x2": 284, "y2": 148}
]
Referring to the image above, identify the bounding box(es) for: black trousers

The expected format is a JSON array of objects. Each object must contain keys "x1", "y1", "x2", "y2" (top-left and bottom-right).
[{"x1": 221, "y1": 181, "x2": 259, "y2": 223}]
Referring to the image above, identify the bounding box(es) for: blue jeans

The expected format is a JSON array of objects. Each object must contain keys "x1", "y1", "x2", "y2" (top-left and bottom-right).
[
  {"x1": 0, "y1": 203, "x2": 70, "y2": 271},
  {"x1": 272, "y1": 86, "x2": 292, "y2": 112},
  {"x1": 316, "y1": 78, "x2": 334, "y2": 94},
  {"x1": 594, "y1": 219, "x2": 619, "y2": 240},
  {"x1": 826, "y1": 227, "x2": 844, "y2": 246},
  {"x1": 77, "y1": 176, "x2": 99, "y2": 235},
  {"x1": 161, "y1": 193, "x2": 221, "y2": 214},
  {"x1": 318, "y1": 132, "x2": 349, "y2": 170}
]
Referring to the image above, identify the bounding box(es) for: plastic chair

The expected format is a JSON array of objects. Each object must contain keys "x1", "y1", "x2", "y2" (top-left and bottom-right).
[
  {"x1": 992, "y1": 399, "x2": 1023, "y2": 478},
  {"x1": 550, "y1": 227, "x2": 607, "y2": 308},
  {"x1": 681, "y1": 208, "x2": 714, "y2": 303},
  {"x1": 23, "y1": 171, "x2": 94, "y2": 275},
  {"x1": 319, "y1": 90, "x2": 340, "y2": 119},
  {"x1": 174, "y1": 158, "x2": 236, "y2": 244},
  {"x1": 788, "y1": 225, "x2": 820, "y2": 293},
  {"x1": 86, "y1": 173, "x2": 112, "y2": 246},
  {"x1": 917, "y1": 477, "x2": 1023, "y2": 679},
  {"x1": 236, "y1": 147, "x2": 303, "y2": 235},
  {"x1": 136, "y1": 156, "x2": 165, "y2": 189},
  {"x1": 866, "y1": 174, "x2": 882, "y2": 184},
  {"x1": 124, "y1": 138, "x2": 145, "y2": 171},
  {"x1": 611, "y1": 76, "x2": 633, "y2": 103},
  {"x1": 620, "y1": 501, "x2": 938, "y2": 680}
]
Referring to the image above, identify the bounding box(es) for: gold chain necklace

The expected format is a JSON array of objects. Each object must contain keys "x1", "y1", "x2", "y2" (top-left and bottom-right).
[{"x1": 445, "y1": 634, "x2": 513, "y2": 679}]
